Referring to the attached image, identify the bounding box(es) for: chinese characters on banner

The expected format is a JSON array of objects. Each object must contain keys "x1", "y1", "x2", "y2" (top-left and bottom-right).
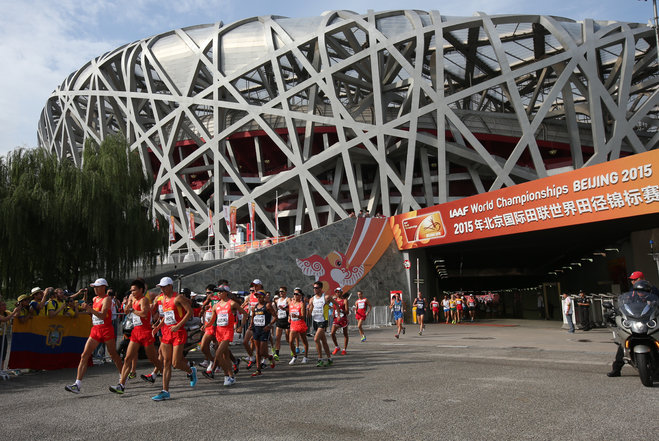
[{"x1": 390, "y1": 150, "x2": 659, "y2": 250}]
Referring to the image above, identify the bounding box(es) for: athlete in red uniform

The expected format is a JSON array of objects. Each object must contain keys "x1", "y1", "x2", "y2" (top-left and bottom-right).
[
  {"x1": 151, "y1": 277, "x2": 197, "y2": 401},
  {"x1": 109, "y1": 279, "x2": 163, "y2": 394},
  {"x1": 205, "y1": 287, "x2": 246, "y2": 386},
  {"x1": 199, "y1": 284, "x2": 220, "y2": 369},
  {"x1": 288, "y1": 289, "x2": 309, "y2": 364},
  {"x1": 240, "y1": 279, "x2": 262, "y2": 368},
  {"x1": 330, "y1": 288, "x2": 349, "y2": 355},
  {"x1": 431, "y1": 297, "x2": 440, "y2": 323},
  {"x1": 354, "y1": 291, "x2": 372, "y2": 342},
  {"x1": 65, "y1": 278, "x2": 123, "y2": 394}
]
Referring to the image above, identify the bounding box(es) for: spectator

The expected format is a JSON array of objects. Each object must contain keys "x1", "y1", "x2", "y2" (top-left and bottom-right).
[
  {"x1": 15, "y1": 294, "x2": 33, "y2": 323},
  {"x1": 29, "y1": 287, "x2": 48, "y2": 316},
  {"x1": 45, "y1": 288, "x2": 69, "y2": 318},
  {"x1": 537, "y1": 293, "x2": 545, "y2": 319},
  {"x1": 562, "y1": 292, "x2": 574, "y2": 333}
]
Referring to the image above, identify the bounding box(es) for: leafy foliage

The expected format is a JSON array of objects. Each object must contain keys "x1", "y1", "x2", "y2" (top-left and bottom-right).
[{"x1": 0, "y1": 135, "x2": 167, "y2": 297}]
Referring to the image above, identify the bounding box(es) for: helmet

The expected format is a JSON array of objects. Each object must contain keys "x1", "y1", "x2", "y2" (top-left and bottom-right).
[{"x1": 633, "y1": 280, "x2": 652, "y2": 293}]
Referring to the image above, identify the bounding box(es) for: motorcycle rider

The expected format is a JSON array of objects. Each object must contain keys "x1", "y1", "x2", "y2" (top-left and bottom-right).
[{"x1": 607, "y1": 280, "x2": 659, "y2": 377}]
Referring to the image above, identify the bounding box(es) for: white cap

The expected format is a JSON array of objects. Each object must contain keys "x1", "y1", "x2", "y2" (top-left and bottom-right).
[
  {"x1": 251, "y1": 279, "x2": 262, "y2": 286},
  {"x1": 91, "y1": 278, "x2": 108, "y2": 287},
  {"x1": 157, "y1": 277, "x2": 174, "y2": 287},
  {"x1": 31, "y1": 287, "x2": 43, "y2": 294}
]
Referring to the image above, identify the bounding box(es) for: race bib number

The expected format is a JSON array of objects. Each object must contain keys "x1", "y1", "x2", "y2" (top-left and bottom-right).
[
  {"x1": 254, "y1": 315, "x2": 266, "y2": 326},
  {"x1": 216, "y1": 313, "x2": 229, "y2": 327},
  {"x1": 312, "y1": 307, "x2": 323, "y2": 320},
  {"x1": 358, "y1": 303, "x2": 365, "y2": 309},
  {"x1": 205, "y1": 310, "x2": 213, "y2": 322},
  {"x1": 158, "y1": 304, "x2": 164, "y2": 317},
  {"x1": 92, "y1": 314, "x2": 104, "y2": 326},
  {"x1": 277, "y1": 309, "x2": 287, "y2": 319},
  {"x1": 291, "y1": 312, "x2": 300, "y2": 321},
  {"x1": 164, "y1": 310, "x2": 176, "y2": 325},
  {"x1": 132, "y1": 314, "x2": 143, "y2": 327}
]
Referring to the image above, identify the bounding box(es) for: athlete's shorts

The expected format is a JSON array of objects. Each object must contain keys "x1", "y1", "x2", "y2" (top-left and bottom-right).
[
  {"x1": 355, "y1": 312, "x2": 367, "y2": 321},
  {"x1": 468, "y1": 306, "x2": 476, "y2": 311},
  {"x1": 253, "y1": 326, "x2": 271, "y2": 342},
  {"x1": 215, "y1": 326, "x2": 234, "y2": 342},
  {"x1": 393, "y1": 312, "x2": 403, "y2": 321},
  {"x1": 90, "y1": 325, "x2": 115, "y2": 343},
  {"x1": 456, "y1": 305, "x2": 463, "y2": 311},
  {"x1": 313, "y1": 320, "x2": 328, "y2": 331},
  {"x1": 333, "y1": 317, "x2": 348, "y2": 328},
  {"x1": 290, "y1": 320, "x2": 307, "y2": 333},
  {"x1": 161, "y1": 326, "x2": 187, "y2": 346},
  {"x1": 130, "y1": 327, "x2": 155, "y2": 346},
  {"x1": 432, "y1": 308, "x2": 440, "y2": 313},
  {"x1": 204, "y1": 325, "x2": 216, "y2": 336},
  {"x1": 416, "y1": 309, "x2": 425, "y2": 316},
  {"x1": 450, "y1": 307, "x2": 457, "y2": 312},
  {"x1": 276, "y1": 318, "x2": 289, "y2": 329},
  {"x1": 443, "y1": 308, "x2": 450, "y2": 312}
]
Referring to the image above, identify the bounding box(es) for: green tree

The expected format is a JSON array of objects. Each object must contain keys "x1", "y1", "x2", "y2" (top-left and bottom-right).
[{"x1": 0, "y1": 135, "x2": 167, "y2": 296}]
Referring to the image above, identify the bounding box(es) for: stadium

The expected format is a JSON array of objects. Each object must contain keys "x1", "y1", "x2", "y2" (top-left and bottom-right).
[{"x1": 37, "y1": 10, "x2": 659, "y2": 262}]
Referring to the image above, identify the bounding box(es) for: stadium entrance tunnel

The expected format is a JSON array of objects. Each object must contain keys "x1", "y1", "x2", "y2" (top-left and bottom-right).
[{"x1": 408, "y1": 213, "x2": 659, "y2": 319}]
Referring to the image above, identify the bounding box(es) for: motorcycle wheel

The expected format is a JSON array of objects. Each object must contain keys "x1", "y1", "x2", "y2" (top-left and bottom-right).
[{"x1": 637, "y1": 352, "x2": 654, "y2": 387}]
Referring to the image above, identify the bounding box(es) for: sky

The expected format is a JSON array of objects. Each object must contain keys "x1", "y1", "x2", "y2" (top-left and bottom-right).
[{"x1": 0, "y1": 0, "x2": 653, "y2": 156}]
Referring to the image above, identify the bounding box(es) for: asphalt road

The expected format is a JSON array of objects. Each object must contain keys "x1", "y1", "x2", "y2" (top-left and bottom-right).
[{"x1": 1, "y1": 320, "x2": 657, "y2": 440}]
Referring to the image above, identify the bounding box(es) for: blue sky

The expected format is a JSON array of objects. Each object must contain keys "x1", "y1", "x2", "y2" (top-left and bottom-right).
[{"x1": 0, "y1": 0, "x2": 653, "y2": 156}]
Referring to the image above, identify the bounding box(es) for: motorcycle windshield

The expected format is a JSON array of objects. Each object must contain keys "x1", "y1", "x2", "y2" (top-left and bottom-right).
[{"x1": 620, "y1": 302, "x2": 657, "y2": 320}]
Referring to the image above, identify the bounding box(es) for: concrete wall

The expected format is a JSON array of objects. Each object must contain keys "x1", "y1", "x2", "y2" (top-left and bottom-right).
[{"x1": 176, "y1": 218, "x2": 409, "y2": 306}]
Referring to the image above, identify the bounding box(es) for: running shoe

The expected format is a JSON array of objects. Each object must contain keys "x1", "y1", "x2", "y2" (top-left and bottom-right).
[
  {"x1": 233, "y1": 358, "x2": 241, "y2": 375},
  {"x1": 223, "y1": 376, "x2": 236, "y2": 386},
  {"x1": 290, "y1": 351, "x2": 296, "y2": 357},
  {"x1": 109, "y1": 384, "x2": 125, "y2": 395},
  {"x1": 241, "y1": 356, "x2": 251, "y2": 363},
  {"x1": 189, "y1": 367, "x2": 198, "y2": 387},
  {"x1": 316, "y1": 359, "x2": 324, "y2": 367},
  {"x1": 140, "y1": 373, "x2": 155, "y2": 384},
  {"x1": 341, "y1": 349, "x2": 347, "y2": 355},
  {"x1": 295, "y1": 347, "x2": 300, "y2": 354},
  {"x1": 270, "y1": 360, "x2": 276, "y2": 369},
  {"x1": 151, "y1": 390, "x2": 171, "y2": 401},
  {"x1": 251, "y1": 371, "x2": 262, "y2": 377},
  {"x1": 289, "y1": 357, "x2": 297, "y2": 365},
  {"x1": 199, "y1": 360, "x2": 210, "y2": 368},
  {"x1": 332, "y1": 347, "x2": 340, "y2": 355},
  {"x1": 323, "y1": 360, "x2": 331, "y2": 367},
  {"x1": 327, "y1": 358, "x2": 333, "y2": 365},
  {"x1": 246, "y1": 360, "x2": 255, "y2": 370},
  {"x1": 273, "y1": 353, "x2": 280, "y2": 361},
  {"x1": 301, "y1": 357, "x2": 309, "y2": 364},
  {"x1": 128, "y1": 372, "x2": 136, "y2": 380},
  {"x1": 260, "y1": 362, "x2": 267, "y2": 370},
  {"x1": 360, "y1": 335, "x2": 366, "y2": 342},
  {"x1": 418, "y1": 331, "x2": 422, "y2": 336},
  {"x1": 402, "y1": 327, "x2": 406, "y2": 334},
  {"x1": 395, "y1": 334, "x2": 399, "y2": 339},
  {"x1": 202, "y1": 370, "x2": 214, "y2": 380},
  {"x1": 64, "y1": 384, "x2": 81, "y2": 394}
]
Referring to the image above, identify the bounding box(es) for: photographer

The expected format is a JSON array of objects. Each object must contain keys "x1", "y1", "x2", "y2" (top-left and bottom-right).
[{"x1": 46, "y1": 288, "x2": 82, "y2": 319}]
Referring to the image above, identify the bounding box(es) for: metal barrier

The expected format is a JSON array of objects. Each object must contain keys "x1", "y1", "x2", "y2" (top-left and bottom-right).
[
  {"x1": 347, "y1": 306, "x2": 392, "y2": 328},
  {"x1": 1, "y1": 321, "x2": 13, "y2": 380}
]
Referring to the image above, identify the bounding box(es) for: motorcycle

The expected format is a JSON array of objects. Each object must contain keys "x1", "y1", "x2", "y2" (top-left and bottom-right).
[{"x1": 612, "y1": 295, "x2": 659, "y2": 387}]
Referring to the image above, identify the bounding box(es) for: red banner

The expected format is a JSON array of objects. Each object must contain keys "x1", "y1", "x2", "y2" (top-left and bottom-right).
[
  {"x1": 230, "y1": 206, "x2": 237, "y2": 235},
  {"x1": 169, "y1": 215, "x2": 176, "y2": 242},
  {"x1": 390, "y1": 150, "x2": 659, "y2": 249}
]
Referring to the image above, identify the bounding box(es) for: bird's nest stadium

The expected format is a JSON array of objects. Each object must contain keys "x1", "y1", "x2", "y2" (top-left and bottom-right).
[{"x1": 38, "y1": 10, "x2": 659, "y2": 260}]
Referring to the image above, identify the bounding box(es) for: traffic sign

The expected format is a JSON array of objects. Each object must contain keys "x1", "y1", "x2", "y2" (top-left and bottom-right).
[{"x1": 403, "y1": 259, "x2": 411, "y2": 269}]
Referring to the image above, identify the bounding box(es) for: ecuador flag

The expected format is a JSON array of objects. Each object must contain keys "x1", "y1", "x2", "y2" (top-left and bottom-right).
[{"x1": 9, "y1": 315, "x2": 92, "y2": 370}]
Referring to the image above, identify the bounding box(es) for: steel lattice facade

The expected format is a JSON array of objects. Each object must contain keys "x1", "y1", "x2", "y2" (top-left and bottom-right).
[{"x1": 38, "y1": 10, "x2": 659, "y2": 258}]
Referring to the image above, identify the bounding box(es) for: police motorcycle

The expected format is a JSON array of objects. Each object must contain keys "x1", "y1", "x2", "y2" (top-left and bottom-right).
[{"x1": 610, "y1": 281, "x2": 659, "y2": 387}]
